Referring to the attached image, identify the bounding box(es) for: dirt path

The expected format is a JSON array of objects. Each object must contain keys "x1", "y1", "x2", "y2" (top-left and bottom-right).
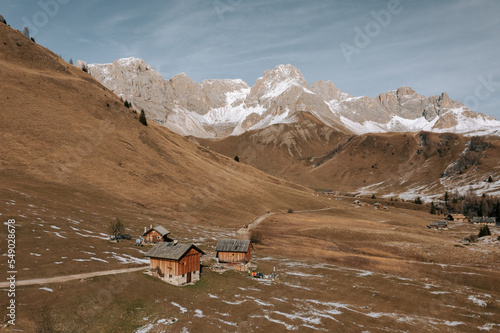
[
  {"x1": 293, "y1": 207, "x2": 336, "y2": 213},
  {"x1": 237, "y1": 212, "x2": 274, "y2": 239},
  {"x1": 0, "y1": 266, "x2": 148, "y2": 288},
  {"x1": 237, "y1": 207, "x2": 336, "y2": 239}
]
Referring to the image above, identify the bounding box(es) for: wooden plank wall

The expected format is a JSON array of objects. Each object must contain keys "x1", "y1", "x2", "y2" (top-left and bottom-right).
[
  {"x1": 145, "y1": 230, "x2": 162, "y2": 243},
  {"x1": 218, "y1": 251, "x2": 249, "y2": 263},
  {"x1": 150, "y1": 248, "x2": 201, "y2": 277}
]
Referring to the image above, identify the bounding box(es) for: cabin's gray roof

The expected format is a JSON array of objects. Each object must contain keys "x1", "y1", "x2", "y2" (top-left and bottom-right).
[
  {"x1": 144, "y1": 243, "x2": 203, "y2": 260},
  {"x1": 216, "y1": 240, "x2": 250, "y2": 253},
  {"x1": 143, "y1": 225, "x2": 170, "y2": 237},
  {"x1": 430, "y1": 221, "x2": 448, "y2": 225},
  {"x1": 473, "y1": 217, "x2": 497, "y2": 222}
]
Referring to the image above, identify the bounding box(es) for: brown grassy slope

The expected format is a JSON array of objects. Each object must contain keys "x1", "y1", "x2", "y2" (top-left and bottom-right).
[
  {"x1": 0, "y1": 24, "x2": 324, "y2": 226},
  {"x1": 255, "y1": 202, "x2": 500, "y2": 292},
  {"x1": 195, "y1": 112, "x2": 346, "y2": 178},
  {"x1": 198, "y1": 118, "x2": 500, "y2": 193}
]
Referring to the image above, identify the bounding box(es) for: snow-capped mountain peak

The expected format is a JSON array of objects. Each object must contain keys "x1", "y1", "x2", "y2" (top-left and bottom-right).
[{"x1": 87, "y1": 58, "x2": 500, "y2": 138}]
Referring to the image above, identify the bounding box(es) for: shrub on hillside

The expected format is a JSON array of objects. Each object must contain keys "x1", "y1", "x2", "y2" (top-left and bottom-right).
[
  {"x1": 139, "y1": 109, "x2": 148, "y2": 126},
  {"x1": 478, "y1": 225, "x2": 491, "y2": 238},
  {"x1": 22, "y1": 26, "x2": 29, "y2": 39},
  {"x1": 462, "y1": 234, "x2": 478, "y2": 243},
  {"x1": 287, "y1": 209, "x2": 294, "y2": 214},
  {"x1": 250, "y1": 230, "x2": 263, "y2": 244},
  {"x1": 430, "y1": 202, "x2": 436, "y2": 215},
  {"x1": 109, "y1": 218, "x2": 125, "y2": 236},
  {"x1": 0, "y1": 14, "x2": 6, "y2": 25}
]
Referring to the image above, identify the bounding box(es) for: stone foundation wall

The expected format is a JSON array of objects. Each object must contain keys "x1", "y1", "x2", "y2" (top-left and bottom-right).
[{"x1": 152, "y1": 269, "x2": 201, "y2": 286}]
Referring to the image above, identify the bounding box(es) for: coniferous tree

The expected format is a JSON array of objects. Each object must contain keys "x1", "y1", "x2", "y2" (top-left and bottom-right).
[
  {"x1": 234, "y1": 156, "x2": 240, "y2": 162},
  {"x1": 109, "y1": 218, "x2": 124, "y2": 235},
  {"x1": 22, "y1": 26, "x2": 29, "y2": 39},
  {"x1": 478, "y1": 225, "x2": 491, "y2": 238},
  {"x1": 430, "y1": 202, "x2": 436, "y2": 215},
  {"x1": 69, "y1": 58, "x2": 73, "y2": 65},
  {"x1": 0, "y1": 14, "x2": 6, "y2": 25},
  {"x1": 139, "y1": 109, "x2": 148, "y2": 126},
  {"x1": 488, "y1": 175, "x2": 493, "y2": 183}
]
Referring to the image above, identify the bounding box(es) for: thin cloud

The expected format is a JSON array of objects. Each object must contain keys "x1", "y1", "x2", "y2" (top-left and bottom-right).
[{"x1": 4, "y1": 0, "x2": 499, "y2": 119}]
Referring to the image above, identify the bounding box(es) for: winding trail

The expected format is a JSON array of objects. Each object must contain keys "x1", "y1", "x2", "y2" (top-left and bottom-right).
[
  {"x1": 237, "y1": 207, "x2": 337, "y2": 239},
  {"x1": 0, "y1": 266, "x2": 148, "y2": 288}
]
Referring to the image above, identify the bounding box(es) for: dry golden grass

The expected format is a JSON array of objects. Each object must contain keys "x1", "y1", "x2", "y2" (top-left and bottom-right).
[
  {"x1": 1, "y1": 23, "x2": 500, "y2": 332},
  {"x1": 198, "y1": 116, "x2": 500, "y2": 194},
  {"x1": 255, "y1": 199, "x2": 500, "y2": 291},
  {"x1": 0, "y1": 23, "x2": 326, "y2": 228}
]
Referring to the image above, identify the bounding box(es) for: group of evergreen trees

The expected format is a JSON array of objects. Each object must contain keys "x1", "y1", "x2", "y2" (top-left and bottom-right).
[{"x1": 438, "y1": 190, "x2": 500, "y2": 220}]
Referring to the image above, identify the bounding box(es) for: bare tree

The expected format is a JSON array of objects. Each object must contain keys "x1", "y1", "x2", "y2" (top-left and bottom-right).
[{"x1": 22, "y1": 27, "x2": 30, "y2": 39}]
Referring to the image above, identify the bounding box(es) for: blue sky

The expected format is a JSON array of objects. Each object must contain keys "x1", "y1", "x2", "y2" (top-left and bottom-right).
[{"x1": 3, "y1": 0, "x2": 500, "y2": 119}]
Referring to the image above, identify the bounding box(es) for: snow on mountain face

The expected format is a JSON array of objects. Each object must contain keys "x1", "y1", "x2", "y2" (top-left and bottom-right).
[{"x1": 88, "y1": 58, "x2": 500, "y2": 138}]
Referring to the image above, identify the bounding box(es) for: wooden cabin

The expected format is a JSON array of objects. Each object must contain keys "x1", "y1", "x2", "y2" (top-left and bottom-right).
[
  {"x1": 472, "y1": 217, "x2": 497, "y2": 225},
  {"x1": 429, "y1": 221, "x2": 448, "y2": 229},
  {"x1": 144, "y1": 242, "x2": 204, "y2": 286},
  {"x1": 215, "y1": 240, "x2": 253, "y2": 271},
  {"x1": 142, "y1": 225, "x2": 171, "y2": 244},
  {"x1": 447, "y1": 214, "x2": 466, "y2": 222}
]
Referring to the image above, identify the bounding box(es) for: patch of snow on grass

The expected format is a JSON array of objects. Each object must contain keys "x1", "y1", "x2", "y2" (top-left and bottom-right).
[
  {"x1": 274, "y1": 310, "x2": 322, "y2": 326},
  {"x1": 91, "y1": 257, "x2": 109, "y2": 263},
  {"x1": 171, "y1": 302, "x2": 188, "y2": 313},
  {"x1": 253, "y1": 314, "x2": 299, "y2": 331},
  {"x1": 282, "y1": 282, "x2": 311, "y2": 291},
  {"x1": 247, "y1": 296, "x2": 273, "y2": 307},
  {"x1": 478, "y1": 323, "x2": 500, "y2": 331},
  {"x1": 214, "y1": 318, "x2": 238, "y2": 327},
  {"x1": 111, "y1": 253, "x2": 148, "y2": 264},
  {"x1": 286, "y1": 271, "x2": 323, "y2": 278},
  {"x1": 444, "y1": 321, "x2": 464, "y2": 327},
  {"x1": 222, "y1": 299, "x2": 247, "y2": 305},
  {"x1": 468, "y1": 295, "x2": 488, "y2": 307},
  {"x1": 356, "y1": 270, "x2": 373, "y2": 277}
]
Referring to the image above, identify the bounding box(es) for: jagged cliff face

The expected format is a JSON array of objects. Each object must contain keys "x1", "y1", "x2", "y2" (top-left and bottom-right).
[{"x1": 88, "y1": 58, "x2": 500, "y2": 138}]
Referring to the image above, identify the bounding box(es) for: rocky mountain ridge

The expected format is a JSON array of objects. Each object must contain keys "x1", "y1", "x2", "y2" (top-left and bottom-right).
[{"x1": 88, "y1": 58, "x2": 500, "y2": 138}]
